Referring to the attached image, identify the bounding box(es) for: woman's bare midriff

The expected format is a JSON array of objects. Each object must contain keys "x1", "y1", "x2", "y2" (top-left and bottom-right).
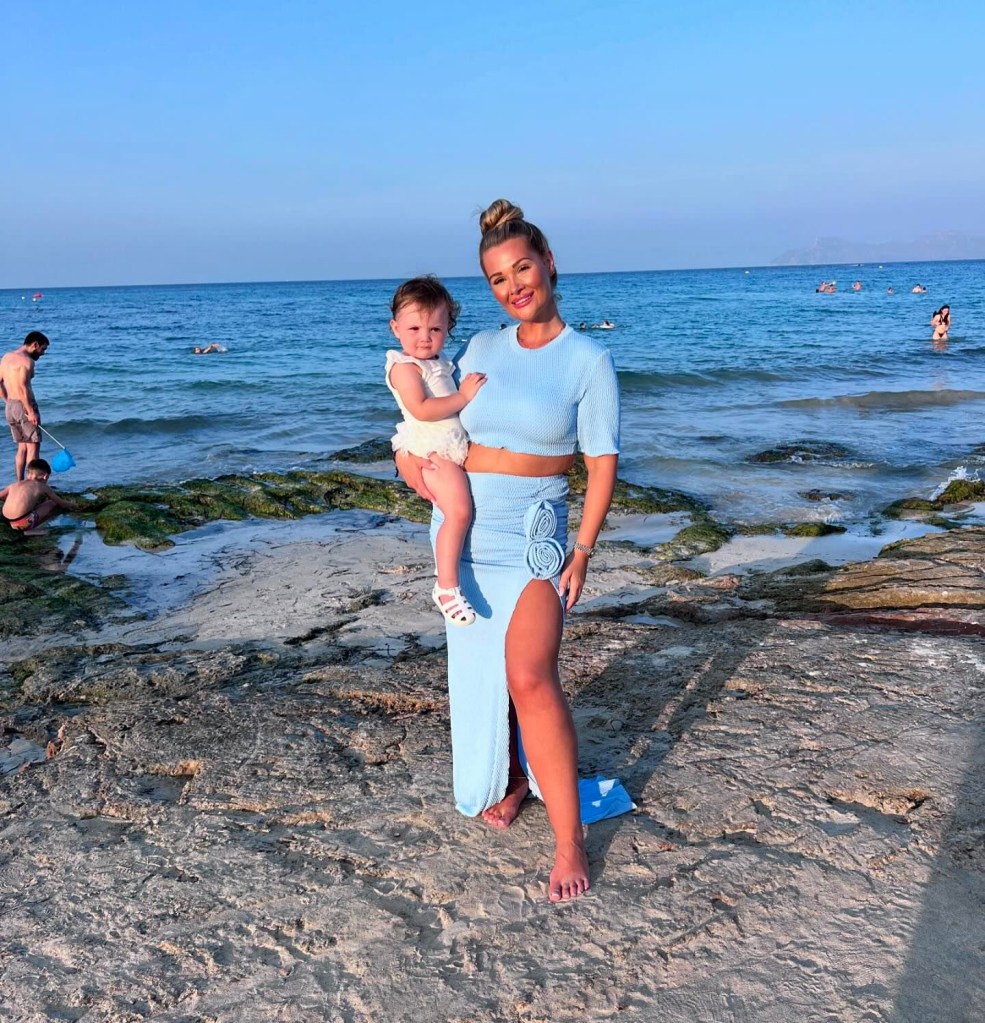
[{"x1": 463, "y1": 443, "x2": 574, "y2": 477}]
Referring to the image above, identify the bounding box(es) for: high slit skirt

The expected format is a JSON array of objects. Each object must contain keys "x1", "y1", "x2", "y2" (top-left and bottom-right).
[{"x1": 431, "y1": 472, "x2": 569, "y2": 817}]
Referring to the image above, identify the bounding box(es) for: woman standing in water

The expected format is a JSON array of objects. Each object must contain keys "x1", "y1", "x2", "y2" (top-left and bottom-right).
[
  {"x1": 397, "y1": 200, "x2": 620, "y2": 902},
  {"x1": 931, "y1": 304, "x2": 951, "y2": 343}
]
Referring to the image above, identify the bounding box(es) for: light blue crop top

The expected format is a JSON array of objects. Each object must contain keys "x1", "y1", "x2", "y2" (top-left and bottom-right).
[{"x1": 453, "y1": 324, "x2": 620, "y2": 457}]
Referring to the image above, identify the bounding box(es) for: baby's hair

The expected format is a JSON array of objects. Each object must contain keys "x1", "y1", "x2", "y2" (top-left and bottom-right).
[
  {"x1": 478, "y1": 199, "x2": 557, "y2": 288},
  {"x1": 27, "y1": 458, "x2": 52, "y2": 475},
  {"x1": 390, "y1": 275, "x2": 460, "y2": 333}
]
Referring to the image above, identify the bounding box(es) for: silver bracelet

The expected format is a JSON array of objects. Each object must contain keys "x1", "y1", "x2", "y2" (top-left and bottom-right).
[{"x1": 573, "y1": 541, "x2": 596, "y2": 558}]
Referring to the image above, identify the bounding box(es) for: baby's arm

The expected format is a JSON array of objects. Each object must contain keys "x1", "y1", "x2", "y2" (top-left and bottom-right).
[{"x1": 389, "y1": 363, "x2": 486, "y2": 423}]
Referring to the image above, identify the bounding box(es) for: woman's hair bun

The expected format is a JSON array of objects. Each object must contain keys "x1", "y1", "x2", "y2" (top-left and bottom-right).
[{"x1": 479, "y1": 199, "x2": 524, "y2": 237}]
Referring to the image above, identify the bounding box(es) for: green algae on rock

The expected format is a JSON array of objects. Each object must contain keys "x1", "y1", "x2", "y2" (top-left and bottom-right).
[
  {"x1": 94, "y1": 499, "x2": 185, "y2": 551},
  {"x1": 61, "y1": 455, "x2": 708, "y2": 552},
  {"x1": 734, "y1": 522, "x2": 784, "y2": 536},
  {"x1": 655, "y1": 520, "x2": 734, "y2": 560},
  {"x1": 565, "y1": 456, "x2": 707, "y2": 517},
  {"x1": 935, "y1": 478, "x2": 985, "y2": 504},
  {"x1": 747, "y1": 441, "x2": 853, "y2": 464},
  {"x1": 883, "y1": 478, "x2": 985, "y2": 525},
  {"x1": 783, "y1": 522, "x2": 847, "y2": 538},
  {"x1": 330, "y1": 442, "x2": 709, "y2": 517},
  {"x1": 330, "y1": 439, "x2": 395, "y2": 463},
  {"x1": 65, "y1": 469, "x2": 432, "y2": 549},
  {"x1": 0, "y1": 528, "x2": 123, "y2": 643},
  {"x1": 883, "y1": 497, "x2": 937, "y2": 519},
  {"x1": 317, "y1": 471, "x2": 430, "y2": 522}
]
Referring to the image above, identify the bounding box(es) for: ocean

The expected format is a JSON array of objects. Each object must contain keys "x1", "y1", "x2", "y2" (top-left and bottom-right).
[{"x1": 3, "y1": 260, "x2": 983, "y2": 528}]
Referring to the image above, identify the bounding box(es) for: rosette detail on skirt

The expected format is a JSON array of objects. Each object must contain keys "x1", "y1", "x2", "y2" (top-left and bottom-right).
[{"x1": 523, "y1": 499, "x2": 566, "y2": 580}]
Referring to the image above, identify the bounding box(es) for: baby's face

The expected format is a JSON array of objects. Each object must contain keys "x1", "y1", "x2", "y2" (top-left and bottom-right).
[{"x1": 390, "y1": 302, "x2": 450, "y2": 361}]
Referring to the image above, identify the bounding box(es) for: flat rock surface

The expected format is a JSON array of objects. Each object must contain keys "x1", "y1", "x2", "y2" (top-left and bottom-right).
[{"x1": 1, "y1": 524, "x2": 983, "y2": 1022}]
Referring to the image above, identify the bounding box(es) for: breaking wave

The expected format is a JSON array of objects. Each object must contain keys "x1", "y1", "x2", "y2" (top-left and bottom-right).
[{"x1": 781, "y1": 389, "x2": 985, "y2": 411}]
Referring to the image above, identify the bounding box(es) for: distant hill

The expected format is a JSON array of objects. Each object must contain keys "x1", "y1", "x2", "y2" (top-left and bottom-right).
[{"x1": 771, "y1": 231, "x2": 985, "y2": 266}]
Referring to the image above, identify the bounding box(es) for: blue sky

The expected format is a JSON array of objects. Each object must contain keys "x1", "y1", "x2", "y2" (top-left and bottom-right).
[{"x1": 3, "y1": 0, "x2": 983, "y2": 287}]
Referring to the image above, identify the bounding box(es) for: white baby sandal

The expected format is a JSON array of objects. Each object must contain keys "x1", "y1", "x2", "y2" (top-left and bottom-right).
[{"x1": 432, "y1": 584, "x2": 476, "y2": 627}]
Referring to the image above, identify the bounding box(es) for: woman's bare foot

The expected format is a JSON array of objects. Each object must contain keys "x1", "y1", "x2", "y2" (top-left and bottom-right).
[
  {"x1": 481, "y1": 775, "x2": 529, "y2": 829},
  {"x1": 549, "y1": 839, "x2": 590, "y2": 902}
]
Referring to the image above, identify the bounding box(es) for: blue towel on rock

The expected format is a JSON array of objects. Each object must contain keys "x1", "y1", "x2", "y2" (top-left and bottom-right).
[{"x1": 578, "y1": 777, "x2": 636, "y2": 824}]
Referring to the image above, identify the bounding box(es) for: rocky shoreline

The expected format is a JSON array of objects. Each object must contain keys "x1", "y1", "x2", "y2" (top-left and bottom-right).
[{"x1": 1, "y1": 466, "x2": 984, "y2": 1022}]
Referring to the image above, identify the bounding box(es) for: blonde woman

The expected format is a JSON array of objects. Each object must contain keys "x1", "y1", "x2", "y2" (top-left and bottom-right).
[{"x1": 397, "y1": 200, "x2": 620, "y2": 901}]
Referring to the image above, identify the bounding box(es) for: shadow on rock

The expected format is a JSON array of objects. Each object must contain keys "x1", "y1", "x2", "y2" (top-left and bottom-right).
[{"x1": 891, "y1": 714, "x2": 985, "y2": 1021}]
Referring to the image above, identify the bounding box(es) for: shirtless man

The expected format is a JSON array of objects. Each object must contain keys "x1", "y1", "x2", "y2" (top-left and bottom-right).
[
  {"x1": 0, "y1": 458, "x2": 72, "y2": 536},
  {"x1": 0, "y1": 331, "x2": 49, "y2": 480}
]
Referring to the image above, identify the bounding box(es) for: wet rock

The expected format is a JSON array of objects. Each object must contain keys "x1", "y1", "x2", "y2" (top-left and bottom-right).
[
  {"x1": 783, "y1": 522, "x2": 847, "y2": 538},
  {"x1": 777, "y1": 558, "x2": 834, "y2": 576},
  {"x1": 746, "y1": 440, "x2": 853, "y2": 464},
  {"x1": 567, "y1": 456, "x2": 706, "y2": 516},
  {"x1": 67, "y1": 470, "x2": 432, "y2": 549},
  {"x1": 633, "y1": 563, "x2": 706, "y2": 585},
  {"x1": 883, "y1": 479, "x2": 985, "y2": 525},
  {"x1": 59, "y1": 463, "x2": 709, "y2": 552},
  {"x1": 745, "y1": 526, "x2": 985, "y2": 623},
  {"x1": 735, "y1": 522, "x2": 783, "y2": 536},
  {"x1": 0, "y1": 736, "x2": 47, "y2": 775},
  {"x1": 657, "y1": 520, "x2": 734, "y2": 560},
  {"x1": 800, "y1": 489, "x2": 855, "y2": 502},
  {"x1": 0, "y1": 528, "x2": 122, "y2": 640},
  {"x1": 884, "y1": 497, "x2": 938, "y2": 519},
  {"x1": 936, "y1": 478, "x2": 985, "y2": 504},
  {"x1": 94, "y1": 498, "x2": 185, "y2": 550},
  {"x1": 330, "y1": 438, "x2": 395, "y2": 463}
]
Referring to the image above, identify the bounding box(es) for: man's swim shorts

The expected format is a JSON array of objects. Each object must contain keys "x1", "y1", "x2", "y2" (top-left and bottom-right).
[{"x1": 5, "y1": 400, "x2": 40, "y2": 445}]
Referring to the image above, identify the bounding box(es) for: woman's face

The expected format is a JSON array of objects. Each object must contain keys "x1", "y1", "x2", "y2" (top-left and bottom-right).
[{"x1": 482, "y1": 238, "x2": 556, "y2": 322}]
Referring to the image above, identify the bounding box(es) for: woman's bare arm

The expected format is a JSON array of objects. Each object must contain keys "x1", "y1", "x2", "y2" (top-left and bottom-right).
[
  {"x1": 394, "y1": 449, "x2": 436, "y2": 502},
  {"x1": 558, "y1": 453, "x2": 618, "y2": 610}
]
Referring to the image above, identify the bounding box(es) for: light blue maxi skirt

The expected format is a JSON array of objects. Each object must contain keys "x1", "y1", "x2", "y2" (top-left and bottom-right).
[{"x1": 431, "y1": 472, "x2": 569, "y2": 817}]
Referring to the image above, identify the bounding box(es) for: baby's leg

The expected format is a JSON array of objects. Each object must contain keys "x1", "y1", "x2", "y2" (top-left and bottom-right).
[{"x1": 421, "y1": 456, "x2": 473, "y2": 590}]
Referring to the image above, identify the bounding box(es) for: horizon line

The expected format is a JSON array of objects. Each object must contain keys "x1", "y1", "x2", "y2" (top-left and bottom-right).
[{"x1": 3, "y1": 255, "x2": 983, "y2": 293}]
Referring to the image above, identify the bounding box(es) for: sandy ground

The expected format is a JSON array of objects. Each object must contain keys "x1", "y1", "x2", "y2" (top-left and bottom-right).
[{"x1": 1, "y1": 515, "x2": 983, "y2": 1022}]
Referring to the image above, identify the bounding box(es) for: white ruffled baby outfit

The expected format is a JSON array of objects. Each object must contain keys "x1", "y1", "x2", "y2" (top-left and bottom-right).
[{"x1": 384, "y1": 350, "x2": 469, "y2": 465}]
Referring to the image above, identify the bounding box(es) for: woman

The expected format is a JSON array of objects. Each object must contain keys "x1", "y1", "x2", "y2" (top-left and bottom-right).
[
  {"x1": 932, "y1": 305, "x2": 951, "y2": 342},
  {"x1": 396, "y1": 199, "x2": 620, "y2": 902}
]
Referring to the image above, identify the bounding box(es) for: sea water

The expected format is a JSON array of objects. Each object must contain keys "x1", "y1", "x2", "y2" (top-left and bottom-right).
[{"x1": 3, "y1": 260, "x2": 983, "y2": 527}]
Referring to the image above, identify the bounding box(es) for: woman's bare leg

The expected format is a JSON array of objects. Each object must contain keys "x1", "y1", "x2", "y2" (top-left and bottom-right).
[
  {"x1": 422, "y1": 457, "x2": 472, "y2": 591},
  {"x1": 480, "y1": 703, "x2": 529, "y2": 828},
  {"x1": 505, "y1": 580, "x2": 588, "y2": 902}
]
